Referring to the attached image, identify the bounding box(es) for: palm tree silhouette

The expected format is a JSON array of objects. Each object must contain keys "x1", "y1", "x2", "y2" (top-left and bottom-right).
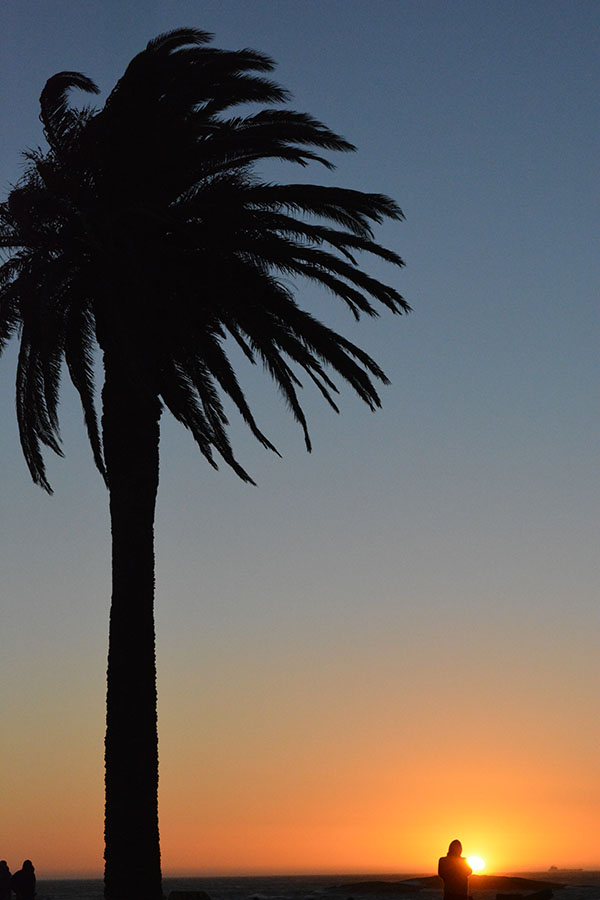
[{"x1": 0, "y1": 29, "x2": 408, "y2": 900}]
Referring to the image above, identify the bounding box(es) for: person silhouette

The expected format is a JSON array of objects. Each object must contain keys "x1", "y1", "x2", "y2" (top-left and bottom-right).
[
  {"x1": 438, "y1": 840, "x2": 472, "y2": 900},
  {"x1": 11, "y1": 860, "x2": 35, "y2": 900},
  {"x1": 0, "y1": 861, "x2": 11, "y2": 900}
]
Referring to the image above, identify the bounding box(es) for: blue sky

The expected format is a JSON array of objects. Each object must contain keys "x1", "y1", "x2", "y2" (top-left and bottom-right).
[{"x1": 0, "y1": 0, "x2": 598, "y2": 875}]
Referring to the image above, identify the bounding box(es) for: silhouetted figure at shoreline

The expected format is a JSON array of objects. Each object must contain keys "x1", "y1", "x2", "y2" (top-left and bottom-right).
[
  {"x1": 438, "y1": 840, "x2": 472, "y2": 900},
  {"x1": 11, "y1": 860, "x2": 35, "y2": 900},
  {"x1": 0, "y1": 861, "x2": 11, "y2": 900}
]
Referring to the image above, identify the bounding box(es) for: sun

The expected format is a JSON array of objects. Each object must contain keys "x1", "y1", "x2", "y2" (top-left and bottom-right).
[{"x1": 467, "y1": 856, "x2": 485, "y2": 872}]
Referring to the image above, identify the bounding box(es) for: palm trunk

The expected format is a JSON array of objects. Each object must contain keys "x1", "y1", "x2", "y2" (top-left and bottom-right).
[{"x1": 102, "y1": 350, "x2": 163, "y2": 900}]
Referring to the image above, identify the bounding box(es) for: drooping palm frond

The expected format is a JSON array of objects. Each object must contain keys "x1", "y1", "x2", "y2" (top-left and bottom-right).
[
  {"x1": 16, "y1": 323, "x2": 63, "y2": 492},
  {"x1": 64, "y1": 304, "x2": 106, "y2": 481},
  {"x1": 0, "y1": 91, "x2": 103, "y2": 490},
  {"x1": 40, "y1": 71, "x2": 99, "y2": 151}
]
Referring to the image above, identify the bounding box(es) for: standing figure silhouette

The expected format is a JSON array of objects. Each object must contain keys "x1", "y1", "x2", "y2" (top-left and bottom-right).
[
  {"x1": 11, "y1": 860, "x2": 36, "y2": 900},
  {"x1": 0, "y1": 861, "x2": 11, "y2": 900},
  {"x1": 438, "y1": 840, "x2": 472, "y2": 900}
]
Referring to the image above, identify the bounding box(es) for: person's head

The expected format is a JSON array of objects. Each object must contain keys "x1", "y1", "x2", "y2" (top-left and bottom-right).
[
  {"x1": 0, "y1": 861, "x2": 7, "y2": 869},
  {"x1": 22, "y1": 860, "x2": 34, "y2": 871},
  {"x1": 448, "y1": 840, "x2": 462, "y2": 857}
]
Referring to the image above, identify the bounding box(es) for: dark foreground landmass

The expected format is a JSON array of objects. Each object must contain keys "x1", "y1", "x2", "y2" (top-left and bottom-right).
[
  {"x1": 328, "y1": 874, "x2": 565, "y2": 895},
  {"x1": 33, "y1": 872, "x2": 600, "y2": 900},
  {"x1": 415, "y1": 874, "x2": 564, "y2": 891}
]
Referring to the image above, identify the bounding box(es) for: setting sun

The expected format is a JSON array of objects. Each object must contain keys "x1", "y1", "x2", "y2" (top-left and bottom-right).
[{"x1": 467, "y1": 856, "x2": 485, "y2": 872}]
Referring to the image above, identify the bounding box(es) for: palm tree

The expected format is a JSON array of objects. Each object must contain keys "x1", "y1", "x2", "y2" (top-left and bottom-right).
[{"x1": 0, "y1": 28, "x2": 408, "y2": 900}]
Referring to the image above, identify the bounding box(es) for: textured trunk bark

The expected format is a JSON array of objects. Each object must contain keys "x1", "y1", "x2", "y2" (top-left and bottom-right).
[{"x1": 102, "y1": 351, "x2": 163, "y2": 900}]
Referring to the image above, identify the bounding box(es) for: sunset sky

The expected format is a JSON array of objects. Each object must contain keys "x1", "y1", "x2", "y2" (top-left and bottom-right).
[{"x1": 1, "y1": 0, "x2": 598, "y2": 878}]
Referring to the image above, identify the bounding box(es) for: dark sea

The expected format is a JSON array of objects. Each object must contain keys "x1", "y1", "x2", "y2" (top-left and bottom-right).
[
  {"x1": 34, "y1": 871, "x2": 600, "y2": 900},
  {"x1": 36, "y1": 874, "x2": 349, "y2": 900}
]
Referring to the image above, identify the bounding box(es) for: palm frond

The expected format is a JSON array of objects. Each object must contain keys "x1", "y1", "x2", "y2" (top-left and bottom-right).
[
  {"x1": 243, "y1": 210, "x2": 404, "y2": 267},
  {"x1": 160, "y1": 360, "x2": 255, "y2": 483},
  {"x1": 16, "y1": 328, "x2": 63, "y2": 493},
  {"x1": 145, "y1": 28, "x2": 213, "y2": 54},
  {"x1": 40, "y1": 71, "x2": 99, "y2": 150},
  {"x1": 199, "y1": 74, "x2": 290, "y2": 116},
  {"x1": 254, "y1": 343, "x2": 312, "y2": 452},
  {"x1": 217, "y1": 109, "x2": 355, "y2": 154},
  {"x1": 244, "y1": 183, "x2": 404, "y2": 236},
  {"x1": 0, "y1": 257, "x2": 23, "y2": 352},
  {"x1": 64, "y1": 306, "x2": 106, "y2": 481}
]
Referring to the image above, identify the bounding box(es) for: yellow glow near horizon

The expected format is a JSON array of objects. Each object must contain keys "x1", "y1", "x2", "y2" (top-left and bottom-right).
[{"x1": 467, "y1": 856, "x2": 486, "y2": 872}]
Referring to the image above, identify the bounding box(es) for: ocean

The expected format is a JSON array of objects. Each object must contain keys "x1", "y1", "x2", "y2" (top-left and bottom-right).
[
  {"x1": 33, "y1": 871, "x2": 600, "y2": 900},
  {"x1": 34, "y1": 874, "x2": 345, "y2": 900}
]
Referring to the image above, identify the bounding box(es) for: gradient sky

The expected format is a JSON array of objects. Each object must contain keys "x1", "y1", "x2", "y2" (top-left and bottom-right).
[{"x1": 1, "y1": 0, "x2": 598, "y2": 879}]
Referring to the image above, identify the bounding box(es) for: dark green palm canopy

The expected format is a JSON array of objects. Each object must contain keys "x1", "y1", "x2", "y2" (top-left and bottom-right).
[{"x1": 0, "y1": 27, "x2": 408, "y2": 493}]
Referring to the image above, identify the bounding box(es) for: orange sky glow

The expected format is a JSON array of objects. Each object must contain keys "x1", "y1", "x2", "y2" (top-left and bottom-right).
[{"x1": 3, "y1": 636, "x2": 598, "y2": 877}]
